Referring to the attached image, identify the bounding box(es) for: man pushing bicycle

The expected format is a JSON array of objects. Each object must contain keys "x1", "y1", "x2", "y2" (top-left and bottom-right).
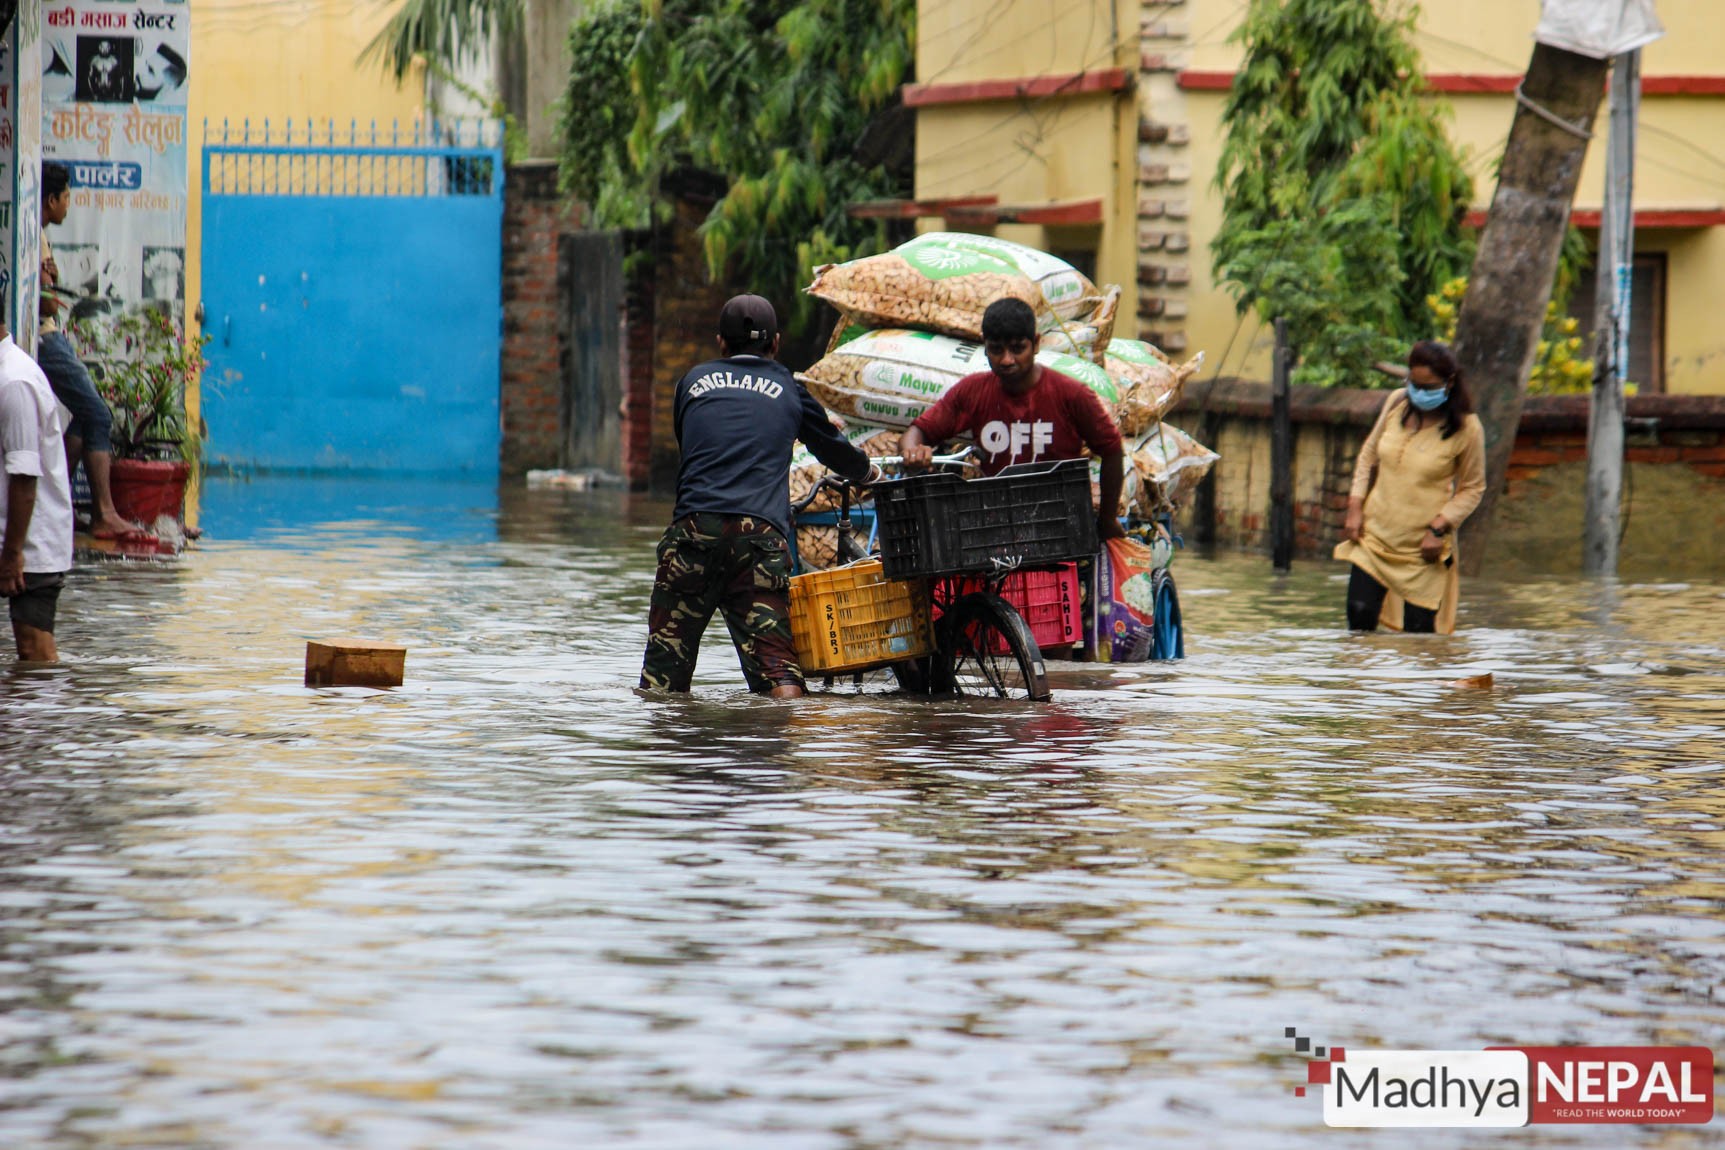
[{"x1": 640, "y1": 295, "x2": 879, "y2": 698}]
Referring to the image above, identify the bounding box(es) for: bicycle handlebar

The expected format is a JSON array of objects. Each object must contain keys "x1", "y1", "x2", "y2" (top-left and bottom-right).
[
  {"x1": 790, "y1": 472, "x2": 872, "y2": 516},
  {"x1": 869, "y1": 448, "x2": 973, "y2": 468},
  {"x1": 789, "y1": 448, "x2": 976, "y2": 516}
]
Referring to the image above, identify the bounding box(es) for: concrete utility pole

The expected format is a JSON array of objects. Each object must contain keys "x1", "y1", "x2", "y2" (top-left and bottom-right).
[
  {"x1": 1452, "y1": 43, "x2": 1609, "y2": 575},
  {"x1": 1582, "y1": 51, "x2": 1640, "y2": 576}
]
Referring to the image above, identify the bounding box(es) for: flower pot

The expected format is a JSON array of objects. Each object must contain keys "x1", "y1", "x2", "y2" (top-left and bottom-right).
[{"x1": 110, "y1": 458, "x2": 190, "y2": 524}]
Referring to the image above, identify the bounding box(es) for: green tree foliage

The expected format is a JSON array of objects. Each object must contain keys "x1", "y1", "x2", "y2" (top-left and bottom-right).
[
  {"x1": 562, "y1": 0, "x2": 916, "y2": 328},
  {"x1": 1214, "y1": 0, "x2": 1476, "y2": 387},
  {"x1": 1219, "y1": 200, "x2": 1407, "y2": 384},
  {"x1": 560, "y1": 1, "x2": 657, "y2": 222}
]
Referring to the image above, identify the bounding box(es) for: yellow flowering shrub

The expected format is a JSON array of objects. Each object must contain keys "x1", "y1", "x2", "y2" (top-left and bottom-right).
[{"x1": 1426, "y1": 278, "x2": 1596, "y2": 395}]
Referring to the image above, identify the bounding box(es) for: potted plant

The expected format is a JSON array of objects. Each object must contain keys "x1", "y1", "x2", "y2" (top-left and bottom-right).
[{"x1": 68, "y1": 306, "x2": 210, "y2": 525}]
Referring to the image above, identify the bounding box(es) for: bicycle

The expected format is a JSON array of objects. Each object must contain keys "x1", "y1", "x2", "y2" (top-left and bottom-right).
[
  {"x1": 1120, "y1": 508, "x2": 1185, "y2": 662},
  {"x1": 789, "y1": 455, "x2": 1051, "y2": 702}
]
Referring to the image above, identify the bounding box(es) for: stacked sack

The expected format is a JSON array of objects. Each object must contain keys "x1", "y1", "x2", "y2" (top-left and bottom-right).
[
  {"x1": 807, "y1": 231, "x2": 1114, "y2": 356},
  {"x1": 796, "y1": 231, "x2": 1219, "y2": 547},
  {"x1": 800, "y1": 327, "x2": 1127, "y2": 430},
  {"x1": 797, "y1": 233, "x2": 1224, "y2": 664},
  {"x1": 801, "y1": 231, "x2": 1208, "y2": 448}
]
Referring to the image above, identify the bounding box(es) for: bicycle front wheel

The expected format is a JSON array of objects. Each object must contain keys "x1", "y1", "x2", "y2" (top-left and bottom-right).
[{"x1": 935, "y1": 593, "x2": 1051, "y2": 702}]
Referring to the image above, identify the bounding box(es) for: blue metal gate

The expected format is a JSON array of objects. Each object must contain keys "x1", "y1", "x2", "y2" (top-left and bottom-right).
[{"x1": 200, "y1": 120, "x2": 503, "y2": 475}]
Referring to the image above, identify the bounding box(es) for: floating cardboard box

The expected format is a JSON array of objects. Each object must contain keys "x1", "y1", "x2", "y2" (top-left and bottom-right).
[{"x1": 305, "y1": 640, "x2": 407, "y2": 688}]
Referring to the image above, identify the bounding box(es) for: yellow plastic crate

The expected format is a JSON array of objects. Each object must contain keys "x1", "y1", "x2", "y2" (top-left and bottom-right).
[{"x1": 789, "y1": 559, "x2": 934, "y2": 675}]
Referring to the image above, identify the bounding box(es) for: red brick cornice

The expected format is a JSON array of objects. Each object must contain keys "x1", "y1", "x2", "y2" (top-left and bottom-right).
[
  {"x1": 1178, "y1": 380, "x2": 1725, "y2": 429},
  {"x1": 947, "y1": 198, "x2": 1105, "y2": 226},
  {"x1": 1464, "y1": 208, "x2": 1725, "y2": 229},
  {"x1": 1178, "y1": 70, "x2": 1725, "y2": 97},
  {"x1": 904, "y1": 68, "x2": 1132, "y2": 107}
]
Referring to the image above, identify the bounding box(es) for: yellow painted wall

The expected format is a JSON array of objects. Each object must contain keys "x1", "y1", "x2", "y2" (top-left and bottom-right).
[
  {"x1": 1183, "y1": 0, "x2": 1725, "y2": 393},
  {"x1": 1655, "y1": 228, "x2": 1725, "y2": 387},
  {"x1": 913, "y1": 2, "x2": 1138, "y2": 299},
  {"x1": 920, "y1": 0, "x2": 1725, "y2": 394},
  {"x1": 187, "y1": 1, "x2": 425, "y2": 329},
  {"x1": 916, "y1": 0, "x2": 1132, "y2": 83}
]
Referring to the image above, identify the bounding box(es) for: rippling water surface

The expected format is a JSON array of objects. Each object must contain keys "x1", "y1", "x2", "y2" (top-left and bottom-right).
[{"x1": 2, "y1": 475, "x2": 1722, "y2": 1148}]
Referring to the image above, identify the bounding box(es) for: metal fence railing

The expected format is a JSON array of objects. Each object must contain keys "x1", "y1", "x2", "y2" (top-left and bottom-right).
[{"x1": 202, "y1": 119, "x2": 504, "y2": 199}]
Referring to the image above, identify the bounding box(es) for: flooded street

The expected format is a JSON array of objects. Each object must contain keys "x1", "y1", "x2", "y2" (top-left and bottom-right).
[{"x1": 2, "y1": 475, "x2": 1722, "y2": 1148}]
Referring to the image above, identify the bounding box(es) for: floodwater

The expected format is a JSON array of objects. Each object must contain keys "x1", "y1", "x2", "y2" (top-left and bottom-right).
[{"x1": 2, "y1": 475, "x2": 1722, "y2": 1149}]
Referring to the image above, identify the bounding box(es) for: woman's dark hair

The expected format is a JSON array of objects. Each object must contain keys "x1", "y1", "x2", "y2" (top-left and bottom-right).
[
  {"x1": 980, "y1": 297, "x2": 1038, "y2": 345},
  {"x1": 1407, "y1": 339, "x2": 1473, "y2": 439},
  {"x1": 42, "y1": 162, "x2": 70, "y2": 200}
]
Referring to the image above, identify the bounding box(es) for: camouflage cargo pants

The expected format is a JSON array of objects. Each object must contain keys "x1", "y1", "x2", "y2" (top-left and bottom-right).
[{"x1": 640, "y1": 513, "x2": 802, "y2": 693}]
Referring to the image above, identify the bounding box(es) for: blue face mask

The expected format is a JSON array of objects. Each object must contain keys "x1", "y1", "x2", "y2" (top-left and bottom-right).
[{"x1": 1405, "y1": 380, "x2": 1449, "y2": 411}]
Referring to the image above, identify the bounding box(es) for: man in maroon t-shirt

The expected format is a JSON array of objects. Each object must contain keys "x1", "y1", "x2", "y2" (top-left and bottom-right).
[{"x1": 900, "y1": 297, "x2": 1126, "y2": 541}]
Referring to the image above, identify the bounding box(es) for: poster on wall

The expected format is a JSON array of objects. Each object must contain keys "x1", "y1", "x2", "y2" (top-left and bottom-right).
[
  {"x1": 40, "y1": 0, "x2": 187, "y2": 324},
  {"x1": 3, "y1": 4, "x2": 45, "y2": 348}
]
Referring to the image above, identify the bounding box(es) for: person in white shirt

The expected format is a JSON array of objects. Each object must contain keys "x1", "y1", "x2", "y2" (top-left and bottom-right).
[{"x1": 0, "y1": 306, "x2": 75, "y2": 661}]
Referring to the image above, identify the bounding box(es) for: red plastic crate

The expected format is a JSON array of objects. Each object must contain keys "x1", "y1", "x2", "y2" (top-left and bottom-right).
[{"x1": 938, "y1": 563, "x2": 1081, "y2": 650}]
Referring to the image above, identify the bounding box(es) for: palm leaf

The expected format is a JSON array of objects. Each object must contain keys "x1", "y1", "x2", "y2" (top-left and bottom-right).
[{"x1": 360, "y1": 0, "x2": 524, "y2": 81}]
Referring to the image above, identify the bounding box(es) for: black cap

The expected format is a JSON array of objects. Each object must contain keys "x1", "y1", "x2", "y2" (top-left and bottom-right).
[{"x1": 719, "y1": 294, "x2": 777, "y2": 348}]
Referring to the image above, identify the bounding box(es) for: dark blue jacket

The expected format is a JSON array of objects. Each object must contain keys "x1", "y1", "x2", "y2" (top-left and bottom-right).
[{"x1": 672, "y1": 354, "x2": 871, "y2": 540}]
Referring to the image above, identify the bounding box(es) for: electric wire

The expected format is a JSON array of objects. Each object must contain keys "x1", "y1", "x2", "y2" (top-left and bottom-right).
[
  {"x1": 1415, "y1": 26, "x2": 1725, "y2": 185},
  {"x1": 915, "y1": 0, "x2": 1023, "y2": 90},
  {"x1": 1639, "y1": 121, "x2": 1725, "y2": 175}
]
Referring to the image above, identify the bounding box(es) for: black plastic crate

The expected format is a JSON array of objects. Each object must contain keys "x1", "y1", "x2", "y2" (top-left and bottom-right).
[{"x1": 873, "y1": 458, "x2": 1099, "y2": 579}]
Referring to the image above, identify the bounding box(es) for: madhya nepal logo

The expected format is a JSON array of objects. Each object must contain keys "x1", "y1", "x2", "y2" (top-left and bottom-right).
[{"x1": 1283, "y1": 1029, "x2": 1715, "y2": 1128}]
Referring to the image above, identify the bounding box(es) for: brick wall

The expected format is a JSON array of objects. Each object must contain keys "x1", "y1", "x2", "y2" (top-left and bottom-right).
[
  {"x1": 1173, "y1": 381, "x2": 1725, "y2": 573},
  {"x1": 501, "y1": 161, "x2": 582, "y2": 475},
  {"x1": 597, "y1": 173, "x2": 808, "y2": 492},
  {"x1": 644, "y1": 195, "x2": 734, "y2": 491}
]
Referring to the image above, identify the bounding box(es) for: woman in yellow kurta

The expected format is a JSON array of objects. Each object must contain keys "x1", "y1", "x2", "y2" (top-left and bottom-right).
[{"x1": 1333, "y1": 341, "x2": 1485, "y2": 634}]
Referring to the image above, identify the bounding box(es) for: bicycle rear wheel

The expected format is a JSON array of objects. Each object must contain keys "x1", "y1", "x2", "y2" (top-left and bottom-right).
[{"x1": 934, "y1": 593, "x2": 1051, "y2": 702}]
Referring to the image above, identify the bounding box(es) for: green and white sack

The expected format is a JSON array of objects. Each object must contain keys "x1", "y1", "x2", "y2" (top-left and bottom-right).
[
  {"x1": 800, "y1": 329, "x2": 1126, "y2": 430},
  {"x1": 904, "y1": 232, "x2": 1100, "y2": 320},
  {"x1": 806, "y1": 244, "x2": 1050, "y2": 341},
  {"x1": 799, "y1": 329, "x2": 987, "y2": 427},
  {"x1": 1037, "y1": 285, "x2": 1122, "y2": 365},
  {"x1": 1037, "y1": 350, "x2": 1120, "y2": 407}
]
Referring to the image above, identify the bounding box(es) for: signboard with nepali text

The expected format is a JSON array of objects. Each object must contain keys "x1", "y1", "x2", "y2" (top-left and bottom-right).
[{"x1": 40, "y1": 0, "x2": 188, "y2": 322}]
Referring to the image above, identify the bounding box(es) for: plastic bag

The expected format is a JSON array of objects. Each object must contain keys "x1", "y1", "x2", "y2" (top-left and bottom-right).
[
  {"x1": 1535, "y1": 0, "x2": 1662, "y2": 58},
  {"x1": 1090, "y1": 536, "x2": 1157, "y2": 663},
  {"x1": 1039, "y1": 286, "x2": 1122, "y2": 365}
]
